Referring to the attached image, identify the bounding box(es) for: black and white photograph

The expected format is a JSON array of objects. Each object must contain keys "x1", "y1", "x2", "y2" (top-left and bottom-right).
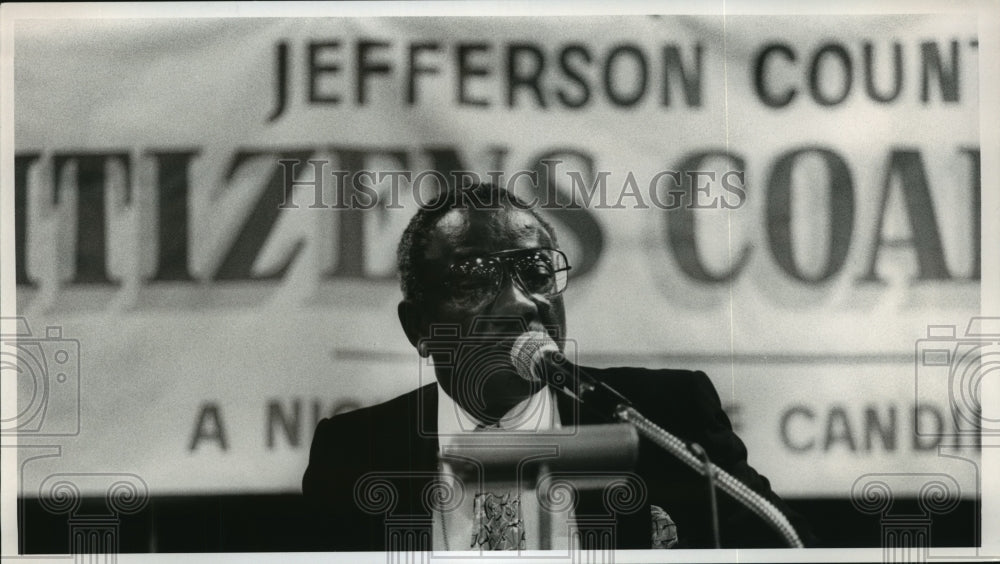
[{"x1": 1, "y1": 2, "x2": 998, "y2": 562}]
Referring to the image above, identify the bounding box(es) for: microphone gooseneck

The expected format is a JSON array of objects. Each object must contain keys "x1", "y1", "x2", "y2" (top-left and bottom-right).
[{"x1": 509, "y1": 331, "x2": 805, "y2": 549}]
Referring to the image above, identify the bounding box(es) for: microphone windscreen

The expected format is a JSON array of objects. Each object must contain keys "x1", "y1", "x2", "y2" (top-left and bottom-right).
[{"x1": 510, "y1": 331, "x2": 558, "y2": 383}]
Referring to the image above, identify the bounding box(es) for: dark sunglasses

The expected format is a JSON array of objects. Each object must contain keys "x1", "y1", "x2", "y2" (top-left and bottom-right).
[{"x1": 433, "y1": 247, "x2": 571, "y2": 310}]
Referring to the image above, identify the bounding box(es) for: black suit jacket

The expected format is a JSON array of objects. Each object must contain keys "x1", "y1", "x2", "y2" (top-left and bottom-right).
[{"x1": 302, "y1": 366, "x2": 814, "y2": 550}]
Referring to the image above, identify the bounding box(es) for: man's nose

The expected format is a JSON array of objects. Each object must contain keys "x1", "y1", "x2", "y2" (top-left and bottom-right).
[{"x1": 489, "y1": 275, "x2": 539, "y2": 320}]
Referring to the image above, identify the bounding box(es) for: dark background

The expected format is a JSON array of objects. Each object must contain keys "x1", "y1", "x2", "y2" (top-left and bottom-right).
[{"x1": 19, "y1": 494, "x2": 979, "y2": 552}]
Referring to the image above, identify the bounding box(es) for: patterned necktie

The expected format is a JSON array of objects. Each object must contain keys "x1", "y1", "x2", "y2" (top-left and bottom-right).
[
  {"x1": 469, "y1": 422, "x2": 526, "y2": 549},
  {"x1": 471, "y1": 491, "x2": 526, "y2": 550}
]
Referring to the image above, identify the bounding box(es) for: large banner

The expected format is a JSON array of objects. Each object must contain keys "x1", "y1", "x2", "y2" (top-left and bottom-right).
[{"x1": 9, "y1": 15, "x2": 986, "y2": 501}]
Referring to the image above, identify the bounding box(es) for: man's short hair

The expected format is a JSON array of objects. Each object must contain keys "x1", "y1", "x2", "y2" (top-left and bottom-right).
[{"x1": 396, "y1": 183, "x2": 558, "y2": 303}]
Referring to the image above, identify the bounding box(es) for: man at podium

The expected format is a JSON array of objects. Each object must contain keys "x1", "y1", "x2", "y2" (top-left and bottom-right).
[{"x1": 303, "y1": 183, "x2": 813, "y2": 551}]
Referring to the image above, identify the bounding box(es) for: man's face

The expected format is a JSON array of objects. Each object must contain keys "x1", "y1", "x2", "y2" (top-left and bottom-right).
[{"x1": 404, "y1": 205, "x2": 567, "y2": 423}]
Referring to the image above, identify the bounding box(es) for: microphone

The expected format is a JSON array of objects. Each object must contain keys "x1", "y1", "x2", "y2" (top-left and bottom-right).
[{"x1": 510, "y1": 331, "x2": 632, "y2": 420}]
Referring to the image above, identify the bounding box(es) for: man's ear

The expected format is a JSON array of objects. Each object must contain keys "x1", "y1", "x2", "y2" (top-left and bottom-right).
[{"x1": 398, "y1": 300, "x2": 429, "y2": 357}]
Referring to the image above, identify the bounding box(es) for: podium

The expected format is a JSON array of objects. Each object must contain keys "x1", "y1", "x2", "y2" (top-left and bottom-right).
[{"x1": 438, "y1": 423, "x2": 640, "y2": 552}]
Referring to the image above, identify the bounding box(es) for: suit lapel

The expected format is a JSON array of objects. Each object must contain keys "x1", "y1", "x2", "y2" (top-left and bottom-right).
[
  {"x1": 412, "y1": 383, "x2": 440, "y2": 472},
  {"x1": 553, "y1": 379, "x2": 610, "y2": 428},
  {"x1": 393, "y1": 384, "x2": 439, "y2": 520}
]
